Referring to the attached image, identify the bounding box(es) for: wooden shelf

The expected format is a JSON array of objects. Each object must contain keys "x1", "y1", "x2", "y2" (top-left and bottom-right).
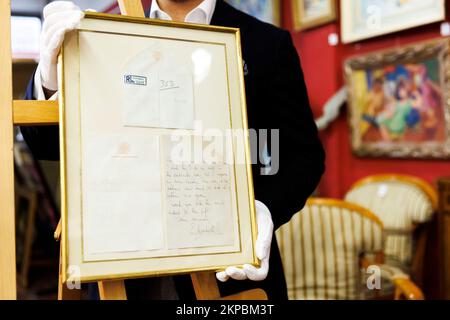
[
  {"x1": 13, "y1": 100, "x2": 59, "y2": 126},
  {"x1": 12, "y1": 58, "x2": 38, "y2": 65}
]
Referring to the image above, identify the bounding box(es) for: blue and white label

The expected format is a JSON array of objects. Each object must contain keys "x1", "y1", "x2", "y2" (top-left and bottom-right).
[{"x1": 124, "y1": 74, "x2": 147, "y2": 86}]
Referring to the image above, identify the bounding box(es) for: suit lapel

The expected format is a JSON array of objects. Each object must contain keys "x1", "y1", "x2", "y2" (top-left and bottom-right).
[
  {"x1": 210, "y1": 0, "x2": 230, "y2": 26},
  {"x1": 211, "y1": 1, "x2": 250, "y2": 78}
]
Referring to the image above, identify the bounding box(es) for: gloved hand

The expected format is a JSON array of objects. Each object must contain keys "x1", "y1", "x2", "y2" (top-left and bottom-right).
[
  {"x1": 38, "y1": 1, "x2": 84, "y2": 92},
  {"x1": 216, "y1": 200, "x2": 273, "y2": 282}
]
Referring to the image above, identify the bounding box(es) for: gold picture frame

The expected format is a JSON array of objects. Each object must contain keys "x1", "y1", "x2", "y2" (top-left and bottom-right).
[
  {"x1": 341, "y1": 0, "x2": 446, "y2": 44},
  {"x1": 59, "y1": 12, "x2": 258, "y2": 283},
  {"x1": 345, "y1": 38, "x2": 450, "y2": 159},
  {"x1": 292, "y1": 0, "x2": 337, "y2": 31}
]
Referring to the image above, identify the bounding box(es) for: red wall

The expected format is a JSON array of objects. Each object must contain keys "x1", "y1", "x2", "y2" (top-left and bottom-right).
[{"x1": 282, "y1": 0, "x2": 450, "y2": 198}]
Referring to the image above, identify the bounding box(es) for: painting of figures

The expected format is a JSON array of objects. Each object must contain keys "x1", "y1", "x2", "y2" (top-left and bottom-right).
[{"x1": 346, "y1": 39, "x2": 450, "y2": 158}]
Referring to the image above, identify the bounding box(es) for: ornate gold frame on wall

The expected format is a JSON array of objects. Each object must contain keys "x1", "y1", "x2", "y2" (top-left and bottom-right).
[
  {"x1": 59, "y1": 12, "x2": 258, "y2": 283},
  {"x1": 344, "y1": 38, "x2": 450, "y2": 159},
  {"x1": 272, "y1": 0, "x2": 281, "y2": 27},
  {"x1": 292, "y1": 0, "x2": 337, "y2": 31}
]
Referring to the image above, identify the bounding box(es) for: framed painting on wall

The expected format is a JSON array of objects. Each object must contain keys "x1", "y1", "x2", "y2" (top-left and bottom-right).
[
  {"x1": 225, "y1": 0, "x2": 281, "y2": 27},
  {"x1": 345, "y1": 38, "x2": 450, "y2": 159},
  {"x1": 341, "y1": 0, "x2": 446, "y2": 44},
  {"x1": 292, "y1": 0, "x2": 337, "y2": 31}
]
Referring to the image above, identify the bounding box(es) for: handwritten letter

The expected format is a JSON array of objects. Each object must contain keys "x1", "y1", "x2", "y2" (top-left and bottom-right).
[{"x1": 165, "y1": 161, "x2": 235, "y2": 249}]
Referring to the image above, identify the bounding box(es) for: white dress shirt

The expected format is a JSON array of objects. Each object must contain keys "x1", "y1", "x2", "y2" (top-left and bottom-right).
[
  {"x1": 149, "y1": 0, "x2": 216, "y2": 25},
  {"x1": 34, "y1": 0, "x2": 217, "y2": 100}
]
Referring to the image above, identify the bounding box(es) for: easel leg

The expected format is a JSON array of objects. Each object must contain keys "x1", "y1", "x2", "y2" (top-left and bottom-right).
[
  {"x1": 58, "y1": 244, "x2": 81, "y2": 300},
  {"x1": 98, "y1": 281, "x2": 127, "y2": 300},
  {"x1": 190, "y1": 272, "x2": 268, "y2": 300},
  {"x1": 191, "y1": 272, "x2": 221, "y2": 300},
  {"x1": 0, "y1": 0, "x2": 17, "y2": 300}
]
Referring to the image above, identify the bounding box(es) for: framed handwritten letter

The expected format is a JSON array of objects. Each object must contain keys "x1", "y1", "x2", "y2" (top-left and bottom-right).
[{"x1": 59, "y1": 12, "x2": 258, "y2": 282}]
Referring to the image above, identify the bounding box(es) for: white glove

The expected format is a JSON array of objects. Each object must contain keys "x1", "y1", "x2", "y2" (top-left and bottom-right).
[
  {"x1": 37, "y1": 1, "x2": 84, "y2": 93},
  {"x1": 216, "y1": 200, "x2": 274, "y2": 282}
]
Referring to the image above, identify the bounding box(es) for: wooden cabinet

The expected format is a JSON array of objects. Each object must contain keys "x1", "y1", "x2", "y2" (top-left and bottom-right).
[{"x1": 438, "y1": 179, "x2": 450, "y2": 300}]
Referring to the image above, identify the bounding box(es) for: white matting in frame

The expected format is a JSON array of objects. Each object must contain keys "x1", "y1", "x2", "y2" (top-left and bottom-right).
[{"x1": 59, "y1": 12, "x2": 258, "y2": 283}]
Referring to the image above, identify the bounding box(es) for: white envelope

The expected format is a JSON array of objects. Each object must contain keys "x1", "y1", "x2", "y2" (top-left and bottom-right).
[{"x1": 121, "y1": 44, "x2": 195, "y2": 130}]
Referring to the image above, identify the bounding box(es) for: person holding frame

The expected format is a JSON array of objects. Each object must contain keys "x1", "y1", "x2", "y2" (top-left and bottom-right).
[{"x1": 21, "y1": 0, "x2": 325, "y2": 300}]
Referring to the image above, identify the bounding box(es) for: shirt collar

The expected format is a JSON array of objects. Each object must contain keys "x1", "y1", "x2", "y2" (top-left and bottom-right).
[{"x1": 149, "y1": 0, "x2": 216, "y2": 25}]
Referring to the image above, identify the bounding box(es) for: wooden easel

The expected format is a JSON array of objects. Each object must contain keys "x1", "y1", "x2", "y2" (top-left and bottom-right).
[{"x1": 0, "y1": 0, "x2": 267, "y2": 301}]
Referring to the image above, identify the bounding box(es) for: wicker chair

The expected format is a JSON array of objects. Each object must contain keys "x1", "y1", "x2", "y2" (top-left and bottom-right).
[
  {"x1": 276, "y1": 198, "x2": 424, "y2": 300},
  {"x1": 345, "y1": 175, "x2": 437, "y2": 285}
]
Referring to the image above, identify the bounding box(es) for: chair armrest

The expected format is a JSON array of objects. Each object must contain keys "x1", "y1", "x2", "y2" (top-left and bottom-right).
[
  {"x1": 378, "y1": 264, "x2": 425, "y2": 300},
  {"x1": 392, "y1": 278, "x2": 425, "y2": 300}
]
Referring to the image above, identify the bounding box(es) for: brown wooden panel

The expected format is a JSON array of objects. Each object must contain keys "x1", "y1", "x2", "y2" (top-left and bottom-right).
[
  {"x1": 438, "y1": 179, "x2": 450, "y2": 299},
  {"x1": 443, "y1": 215, "x2": 450, "y2": 299}
]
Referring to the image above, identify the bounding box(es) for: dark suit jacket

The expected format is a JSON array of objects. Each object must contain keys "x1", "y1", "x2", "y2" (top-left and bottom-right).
[{"x1": 21, "y1": 0, "x2": 325, "y2": 300}]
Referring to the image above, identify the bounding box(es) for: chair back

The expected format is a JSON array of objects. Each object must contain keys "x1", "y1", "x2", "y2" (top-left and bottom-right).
[
  {"x1": 345, "y1": 174, "x2": 437, "y2": 267},
  {"x1": 276, "y1": 198, "x2": 383, "y2": 300}
]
